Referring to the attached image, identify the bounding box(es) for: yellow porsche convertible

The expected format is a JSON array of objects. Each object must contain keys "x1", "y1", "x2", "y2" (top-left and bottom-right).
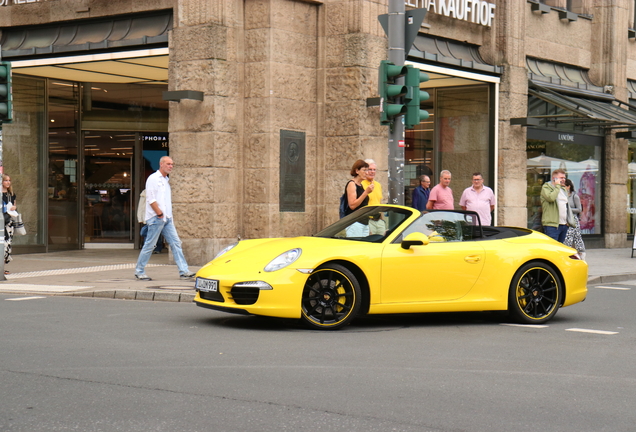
[{"x1": 194, "y1": 206, "x2": 587, "y2": 330}]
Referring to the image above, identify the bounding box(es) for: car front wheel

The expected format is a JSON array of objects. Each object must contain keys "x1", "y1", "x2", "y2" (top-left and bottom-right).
[
  {"x1": 508, "y1": 262, "x2": 562, "y2": 324},
  {"x1": 301, "y1": 264, "x2": 361, "y2": 330}
]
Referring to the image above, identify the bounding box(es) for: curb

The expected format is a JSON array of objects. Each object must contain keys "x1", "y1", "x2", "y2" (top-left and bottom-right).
[{"x1": 66, "y1": 289, "x2": 195, "y2": 302}]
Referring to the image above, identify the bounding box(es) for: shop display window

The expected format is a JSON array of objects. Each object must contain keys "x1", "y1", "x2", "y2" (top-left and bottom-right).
[{"x1": 527, "y1": 139, "x2": 602, "y2": 234}]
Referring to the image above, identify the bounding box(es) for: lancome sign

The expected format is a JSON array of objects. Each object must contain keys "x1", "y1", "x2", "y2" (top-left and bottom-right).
[
  {"x1": 1, "y1": 0, "x2": 41, "y2": 6},
  {"x1": 405, "y1": 0, "x2": 496, "y2": 27}
]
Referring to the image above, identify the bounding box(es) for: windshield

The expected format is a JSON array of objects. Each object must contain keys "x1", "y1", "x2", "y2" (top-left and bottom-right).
[
  {"x1": 314, "y1": 206, "x2": 414, "y2": 243},
  {"x1": 399, "y1": 210, "x2": 482, "y2": 242}
]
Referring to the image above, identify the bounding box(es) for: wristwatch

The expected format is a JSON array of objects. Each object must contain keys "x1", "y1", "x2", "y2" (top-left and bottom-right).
[{"x1": 157, "y1": 213, "x2": 164, "y2": 217}]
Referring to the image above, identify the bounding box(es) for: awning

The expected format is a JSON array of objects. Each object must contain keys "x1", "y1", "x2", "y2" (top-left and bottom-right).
[
  {"x1": 528, "y1": 84, "x2": 636, "y2": 128},
  {"x1": 409, "y1": 35, "x2": 502, "y2": 75},
  {"x1": 0, "y1": 10, "x2": 171, "y2": 59}
]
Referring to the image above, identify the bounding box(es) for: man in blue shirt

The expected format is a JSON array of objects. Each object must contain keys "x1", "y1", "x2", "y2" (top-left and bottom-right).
[
  {"x1": 134, "y1": 156, "x2": 195, "y2": 281},
  {"x1": 411, "y1": 175, "x2": 430, "y2": 211}
]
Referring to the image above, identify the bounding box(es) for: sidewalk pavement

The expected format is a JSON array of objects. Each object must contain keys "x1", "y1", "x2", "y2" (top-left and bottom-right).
[
  {"x1": 0, "y1": 247, "x2": 634, "y2": 301},
  {"x1": 0, "y1": 249, "x2": 199, "y2": 302}
]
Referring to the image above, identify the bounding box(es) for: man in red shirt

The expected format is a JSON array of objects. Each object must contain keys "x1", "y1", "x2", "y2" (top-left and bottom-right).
[{"x1": 426, "y1": 170, "x2": 454, "y2": 210}]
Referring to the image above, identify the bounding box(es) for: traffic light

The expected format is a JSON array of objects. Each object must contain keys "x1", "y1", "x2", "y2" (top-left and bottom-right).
[
  {"x1": 404, "y1": 65, "x2": 430, "y2": 129},
  {"x1": 378, "y1": 60, "x2": 408, "y2": 125},
  {"x1": 0, "y1": 61, "x2": 13, "y2": 123}
]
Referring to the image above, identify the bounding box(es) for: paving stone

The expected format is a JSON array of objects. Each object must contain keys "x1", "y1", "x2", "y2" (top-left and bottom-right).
[
  {"x1": 115, "y1": 290, "x2": 137, "y2": 300},
  {"x1": 135, "y1": 291, "x2": 156, "y2": 301},
  {"x1": 93, "y1": 290, "x2": 116, "y2": 299},
  {"x1": 180, "y1": 293, "x2": 196, "y2": 302},
  {"x1": 153, "y1": 292, "x2": 181, "y2": 302}
]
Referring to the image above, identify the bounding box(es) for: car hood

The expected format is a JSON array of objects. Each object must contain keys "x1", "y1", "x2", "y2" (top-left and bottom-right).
[{"x1": 199, "y1": 236, "x2": 381, "y2": 275}]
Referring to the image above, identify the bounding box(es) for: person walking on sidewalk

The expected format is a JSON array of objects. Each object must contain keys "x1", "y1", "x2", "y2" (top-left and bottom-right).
[
  {"x1": 134, "y1": 156, "x2": 195, "y2": 281},
  {"x1": 2, "y1": 174, "x2": 17, "y2": 274}
]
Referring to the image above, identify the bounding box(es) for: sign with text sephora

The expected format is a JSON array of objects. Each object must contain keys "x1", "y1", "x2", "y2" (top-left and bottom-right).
[{"x1": 405, "y1": 0, "x2": 496, "y2": 27}]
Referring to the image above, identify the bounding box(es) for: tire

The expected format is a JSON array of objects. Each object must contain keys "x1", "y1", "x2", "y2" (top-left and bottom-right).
[
  {"x1": 301, "y1": 264, "x2": 361, "y2": 330},
  {"x1": 508, "y1": 262, "x2": 562, "y2": 324}
]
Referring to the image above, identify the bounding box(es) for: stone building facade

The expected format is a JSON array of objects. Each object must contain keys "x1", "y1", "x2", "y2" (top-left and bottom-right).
[{"x1": 1, "y1": 0, "x2": 636, "y2": 264}]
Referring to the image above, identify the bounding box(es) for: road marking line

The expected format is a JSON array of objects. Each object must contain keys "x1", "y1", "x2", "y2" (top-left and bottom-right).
[
  {"x1": 565, "y1": 328, "x2": 618, "y2": 335},
  {"x1": 500, "y1": 324, "x2": 549, "y2": 328},
  {"x1": 593, "y1": 286, "x2": 631, "y2": 290},
  {"x1": 5, "y1": 296, "x2": 47, "y2": 301}
]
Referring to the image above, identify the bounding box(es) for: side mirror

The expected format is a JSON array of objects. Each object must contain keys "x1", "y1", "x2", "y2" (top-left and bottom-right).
[{"x1": 401, "y1": 232, "x2": 430, "y2": 249}]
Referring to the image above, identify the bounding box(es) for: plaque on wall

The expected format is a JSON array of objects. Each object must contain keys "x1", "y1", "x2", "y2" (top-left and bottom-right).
[{"x1": 279, "y1": 130, "x2": 305, "y2": 212}]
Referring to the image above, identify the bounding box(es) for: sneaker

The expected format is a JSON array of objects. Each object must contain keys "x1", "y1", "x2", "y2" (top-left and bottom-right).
[
  {"x1": 135, "y1": 274, "x2": 152, "y2": 281},
  {"x1": 180, "y1": 272, "x2": 196, "y2": 279}
]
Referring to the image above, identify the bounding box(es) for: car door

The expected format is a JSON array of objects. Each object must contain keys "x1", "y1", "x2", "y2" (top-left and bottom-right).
[{"x1": 380, "y1": 232, "x2": 485, "y2": 304}]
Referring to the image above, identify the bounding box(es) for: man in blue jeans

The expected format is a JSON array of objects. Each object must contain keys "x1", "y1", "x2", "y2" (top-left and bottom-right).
[{"x1": 135, "y1": 156, "x2": 195, "y2": 281}]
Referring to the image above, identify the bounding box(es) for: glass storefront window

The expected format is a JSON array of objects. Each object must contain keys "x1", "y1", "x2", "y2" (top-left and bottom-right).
[
  {"x1": 437, "y1": 86, "x2": 492, "y2": 191},
  {"x1": 526, "y1": 135, "x2": 602, "y2": 234},
  {"x1": 2, "y1": 76, "x2": 46, "y2": 251},
  {"x1": 628, "y1": 142, "x2": 636, "y2": 235},
  {"x1": 48, "y1": 80, "x2": 80, "y2": 250},
  {"x1": 405, "y1": 85, "x2": 493, "y2": 208}
]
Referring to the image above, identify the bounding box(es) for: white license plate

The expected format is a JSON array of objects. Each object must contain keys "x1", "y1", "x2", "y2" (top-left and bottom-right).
[{"x1": 196, "y1": 278, "x2": 218, "y2": 292}]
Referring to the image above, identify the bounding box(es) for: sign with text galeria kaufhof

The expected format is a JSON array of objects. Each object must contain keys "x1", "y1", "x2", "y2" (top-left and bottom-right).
[{"x1": 405, "y1": 0, "x2": 496, "y2": 27}]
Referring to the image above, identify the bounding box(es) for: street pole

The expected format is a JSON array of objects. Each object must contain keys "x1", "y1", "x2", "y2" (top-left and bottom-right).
[
  {"x1": 387, "y1": 0, "x2": 405, "y2": 205},
  {"x1": 0, "y1": 125, "x2": 5, "y2": 281},
  {"x1": 0, "y1": 45, "x2": 5, "y2": 281}
]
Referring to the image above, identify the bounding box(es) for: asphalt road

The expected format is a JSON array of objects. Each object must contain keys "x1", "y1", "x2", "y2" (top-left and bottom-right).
[{"x1": 1, "y1": 279, "x2": 635, "y2": 432}]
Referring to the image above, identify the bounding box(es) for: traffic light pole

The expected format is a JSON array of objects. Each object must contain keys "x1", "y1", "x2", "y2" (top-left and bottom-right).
[
  {"x1": 0, "y1": 124, "x2": 5, "y2": 281},
  {"x1": 387, "y1": 0, "x2": 405, "y2": 205}
]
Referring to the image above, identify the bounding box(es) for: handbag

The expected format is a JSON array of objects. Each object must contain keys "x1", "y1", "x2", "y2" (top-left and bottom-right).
[{"x1": 12, "y1": 213, "x2": 27, "y2": 236}]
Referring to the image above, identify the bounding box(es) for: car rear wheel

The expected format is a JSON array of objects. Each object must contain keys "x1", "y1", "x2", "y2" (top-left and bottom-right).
[
  {"x1": 508, "y1": 262, "x2": 562, "y2": 324},
  {"x1": 301, "y1": 264, "x2": 361, "y2": 330}
]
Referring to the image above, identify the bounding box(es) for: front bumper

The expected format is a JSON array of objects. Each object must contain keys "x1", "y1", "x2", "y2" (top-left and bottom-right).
[{"x1": 193, "y1": 269, "x2": 309, "y2": 319}]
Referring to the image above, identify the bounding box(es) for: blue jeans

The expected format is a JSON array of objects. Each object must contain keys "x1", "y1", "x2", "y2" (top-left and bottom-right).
[
  {"x1": 544, "y1": 225, "x2": 568, "y2": 243},
  {"x1": 140, "y1": 224, "x2": 164, "y2": 252},
  {"x1": 135, "y1": 216, "x2": 190, "y2": 276}
]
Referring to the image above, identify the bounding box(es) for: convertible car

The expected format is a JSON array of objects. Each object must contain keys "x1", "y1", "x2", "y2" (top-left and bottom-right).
[{"x1": 194, "y1": 206, "x2": 588, "y2": 330}]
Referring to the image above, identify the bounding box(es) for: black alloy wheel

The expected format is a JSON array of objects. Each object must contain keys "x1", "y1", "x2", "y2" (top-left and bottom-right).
[
  {"x1": 300, "y1": 264, "x2": 361, "y2": 330},
  {"x1": 508, "y1": 262, "x2": 562, "y2": 324}
]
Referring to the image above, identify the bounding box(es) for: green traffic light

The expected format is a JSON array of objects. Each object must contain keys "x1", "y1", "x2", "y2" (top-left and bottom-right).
[
  {"x1": 0, "y1": 61, "x2": 13, "y2": 122},
  {"x1": 378, "y1": 60, "x2": 408, "y2": 125},
  {"x1": 404, "y1": 65, "x2": 430, "y2": 129}
]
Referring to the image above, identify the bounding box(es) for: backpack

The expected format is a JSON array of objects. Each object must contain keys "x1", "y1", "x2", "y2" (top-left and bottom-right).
[
  {"x1": 339, "y1": 193, "x2": 348, "y2": 219},
  {"x1": 339, "y1": 180, "x2": 352, "y2": 219}
]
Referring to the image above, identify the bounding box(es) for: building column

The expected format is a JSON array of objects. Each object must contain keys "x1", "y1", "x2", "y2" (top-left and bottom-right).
[
  {"x1": 169, "y1": 0, "x2": 243, "y2": 265},
  {"x1": 489, "y1": 1, "x2": 528, "y2": 227},
  {"x1": 322, "y1": 0, "x2": 388, "y2": 225},
  {"x1": 590, "y1": 1, "x2": 629, "y2": 247}
]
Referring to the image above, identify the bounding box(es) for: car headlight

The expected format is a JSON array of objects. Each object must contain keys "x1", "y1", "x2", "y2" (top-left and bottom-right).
[
  {"x1": 214, "y1": 242, "x2": 238, "y2": 260},
  {"x1": 264, "y1": 248, "x2": 302, "y2": 272}
]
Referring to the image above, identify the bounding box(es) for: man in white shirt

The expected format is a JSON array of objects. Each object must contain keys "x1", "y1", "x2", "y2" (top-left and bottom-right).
[{"x1": 134, "y1": 156, "x2": 195, "y2": 281}]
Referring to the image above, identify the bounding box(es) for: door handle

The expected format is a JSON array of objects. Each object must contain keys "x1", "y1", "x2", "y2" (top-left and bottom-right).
[{"x1": 464, "y1": 255, "x2": 481, "y2": 264}]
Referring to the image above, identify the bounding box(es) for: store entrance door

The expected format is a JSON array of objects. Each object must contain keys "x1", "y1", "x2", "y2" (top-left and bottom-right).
[{"x1": 83, "y1": 131, "x2": 136, "y2": 245}]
